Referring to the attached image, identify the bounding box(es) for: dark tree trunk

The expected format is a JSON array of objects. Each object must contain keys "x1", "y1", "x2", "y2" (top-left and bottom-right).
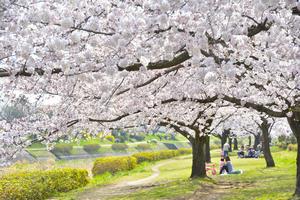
[
  {"x1": 261, "y1": 117, "x2": 275, "y2": 168},
  {"x1": 295, "y1": 140, "x2": 300, "y2": 197},
  {"x1": 233, "y1": 138, "x2": 238, "y2": 150},
  {"x1": 228, "y1": 137, "x2": 232, "y2": 152},
  {"x1": 287, "y1": 112, "x2": 300, "y2": 197},
  {"x1": 254, "y1": 133, "x2": 261, "y2": 150},
  {"x1": 205, "y1": 135, "x2": 211, "y2": 163},
  {"x1": 221, "y1": 136, "x2": 227, "y2": 149},
  {"x1": 221, "y1": 129, "x2": 230, "y2": 149},
  {"x1": 190, "y1": 132, "x2": 206, "y2": 178},
  {"x1": 248, "y1": 135, "x2": 252, "y2": 146}
]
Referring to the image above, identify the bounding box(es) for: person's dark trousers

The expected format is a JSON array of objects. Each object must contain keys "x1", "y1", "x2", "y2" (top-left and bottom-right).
[
  {"x1": 220, "y1": 165, "x2": 229, "y2": 174},
  {"x1": 238, "y1": 152, "x2": 244, "y2": 158}
]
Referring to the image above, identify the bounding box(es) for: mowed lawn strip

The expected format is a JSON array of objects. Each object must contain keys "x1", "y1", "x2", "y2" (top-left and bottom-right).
[
  {"x1": 218, "y1": 151, "x2": 296, "y2": 200},
  {"x1": 111, "y1": 149, "x2": 296, "y2": 200}
]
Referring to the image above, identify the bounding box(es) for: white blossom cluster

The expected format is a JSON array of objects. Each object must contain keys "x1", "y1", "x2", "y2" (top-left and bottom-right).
[{"x1": 0, "y1": 0, "x2": 299, "y2": 164}]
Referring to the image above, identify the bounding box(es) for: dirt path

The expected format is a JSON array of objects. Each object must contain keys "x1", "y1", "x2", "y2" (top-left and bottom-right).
[
  {"x1": 122, "y1": 161, "x2": 173, "y2": 187},
  {"x1": 76, "y1": 160, "x2": 175, "y2": 200}
]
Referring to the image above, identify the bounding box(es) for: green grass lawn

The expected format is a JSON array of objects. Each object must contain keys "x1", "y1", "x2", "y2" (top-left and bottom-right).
[
  {"x1": 217, "y1": 150, "x2": 296, "y2": 200},
  {"x1": 109, "y1": 149, "x2": 297, "y2": 200}
]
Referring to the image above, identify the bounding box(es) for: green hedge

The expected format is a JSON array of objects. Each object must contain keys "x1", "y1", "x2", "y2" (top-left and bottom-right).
[
  {"x1": 132, "y1": 149, "x2": 189, "y2": 163},
  {"x1": 105, "y1": 135, "x2": 115, "y2": 143},
  {"x1": 52, "y1": 144, "x2": 73, "y2": 155},
  {"x1": 92, "y1": 156, "x2": 137, "y2": 176},
  {"x1": 277, "y1": 142, "x2": 288, "y2": 150},
  {"x1": 287, "y1": 144, "x2": 297, "y2": 151},
  {"x1": 92, "y1": 148, "x2": 192, "y2": 176},
  {"x1": 111, "y1": 143, "x2": 128, "y2": 151},
  {"x1": 177, "y1": 148, "x2": 192, "y2": 155},
  {"x1": 136, "y1": 143, "x2": 152, "y2": 151},
  {"x1": 0, "y1": 168, "x2": 89, "y2": 200},
  {"x1": 83, "y1": 143, "x2": 101, "y2": 154}
]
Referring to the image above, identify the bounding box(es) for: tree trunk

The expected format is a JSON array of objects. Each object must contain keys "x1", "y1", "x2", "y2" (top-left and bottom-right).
[
  {"x1": 228, "y1": 137, "x2": 232, "y2": 152},
  {"x1": 254, "y1": 133, "x2": 261, "y2": 150},
  {"x1": 248, "y1": 135, "x2": 252, "y2": 146},
  {"x1": 287, "y1": 112, "x2": 300, "y2": 196},
  {"x1": 233, "y1": 138, "x2": 238, "y2": 150},
  {"x1": 190, "y1": 132, "x2": 206, "y2": 178},
  {"x1": 221, "y1": 136, "x2": 227, "y2": 149},
  {"x1": 295, "y1": 141, "x2": 300, "y2": 197},
  {"x1": 261, "y1": 117, "x2": 275, "y2": 168},
  {"x1": 221, "y1": 129, "x2": 230, "y2": 149},
  {"x1": 205, "y1": 135, "x2": 211, "y2": 163}
]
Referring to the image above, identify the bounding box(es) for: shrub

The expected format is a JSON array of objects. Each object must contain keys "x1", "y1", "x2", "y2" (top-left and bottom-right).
[
  {"x1": 177, "y1": 148, "x2": 192, "y2": 155},
  {"x1": 92, "y1": 156, "x2": 137, "y2": 176},
  {"x1": 136, "y1": 143, "x2": 152, "y2": 151},
  {"x1": 92, "y1": 149, "x2": 191, "y2": 176},
  {"x1": 132, "y1": 151, "x2": 160, "y2": 163},
  {"x1": 278, "y1": 134, "x2": 297, "y2": 146},
  {"x1": 83, "y1": 144, "x2": 101, "y2": 154},
  {"x1": 287, "y1": 144, "x2": 297, "y2": 151},
  {"x1": 148, "y1": 139, "x2": 158, "y2": 144},
  {"x1": 210, "y1": 144, "x2": 219, "y2": 150},
  {"x1": 132, "y1": 149, "x2": 183, "y2": 163},
  {"x1": 278, "y1": 134, "x2": 287, "y2": 143},
  {"x1": 277, "y1": 142, "x2": 288, "y2": 150},
  {"x1": 130, "y1": 134, "x2": 146, "y2": 141},
  {"x1": 105, "y1": 135, "x2": 115, "y2": 143},
  {"x1": 0, "y1": 168, "x2": 88, "y2": 200},
  {"x1": 111, "y1": 143, "x2": 128, "y2": 152},
  {"x1": 160, "y1": 150, "x2": 179, "y2": 159},
  {"x1": 52, "y1": 144, "x2": 73, "y2": 155},
  {"x1": 112, "y1": 130, "x2": 129, "y2": 143}
]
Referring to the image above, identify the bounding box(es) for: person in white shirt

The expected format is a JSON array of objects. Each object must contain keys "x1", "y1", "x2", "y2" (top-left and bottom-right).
[{"x1": 223, "y1": 142, "x2": 230, "y2": 157}]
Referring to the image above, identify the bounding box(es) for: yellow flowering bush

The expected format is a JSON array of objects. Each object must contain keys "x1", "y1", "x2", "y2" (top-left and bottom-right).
[
  {"x1": 92, "y1": 148, "x2": 192, "y2": 176},
  {"x1": 92, "y1": 156, "x2": 137, "y2": 176},
  {"x1": 0, "y1": 168, "x2": 89, "y2": 200}
]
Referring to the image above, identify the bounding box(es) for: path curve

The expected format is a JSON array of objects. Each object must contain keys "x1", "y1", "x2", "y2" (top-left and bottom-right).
[
  {"x1": 76, "y1": 160, "x2": 176, "y2": 200},
  {"x1": 119, "y1": 160, "x2": 174, "y2": 187}
]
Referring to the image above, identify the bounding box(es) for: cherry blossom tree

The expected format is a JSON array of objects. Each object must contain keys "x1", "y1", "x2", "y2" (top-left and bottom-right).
[
  {"x1": 214, "y1": 110, "x2": 277, "y2": 167},
  {"x1": 1, "y1": 0, "x2": 300, "y2": 195}
]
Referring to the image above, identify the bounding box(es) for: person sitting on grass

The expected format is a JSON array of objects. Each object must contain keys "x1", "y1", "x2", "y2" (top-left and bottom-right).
[
  {"x1": 220, "y1": 156, "x2": 243, "y2": 175},
  {"x1": 219, "y1": 157, "x2": 227, "y2": 174},
  {"x1": 225, "y1": 156, "x2": 243, "y2": 174},
  {"x1": 237, "y1": 145, "x2": 245, "y2": 158},
  {"x1": 245, "y1": 146, "x2": 256, "y2": 158}
]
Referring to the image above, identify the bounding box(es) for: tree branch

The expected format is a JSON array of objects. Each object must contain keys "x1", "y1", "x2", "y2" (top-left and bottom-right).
[
  {"x1": 246, "y1": 18, "x2": 272, "y2": 37},
  {"x1": 89, "y1": 110, "x2": 141, "y2": 123},
  {"x1": 159, "y1": 121, "x2": 193, "y2": 142},
  {"x1": 116, "y1": 65, "x2": 184, "y2": 96},
  {"x1": 223, "y1": 95, "x2": 286, "y2": 117},
  {"x1": 120, "y1": 50, "x2": 191, "y2": 71}
]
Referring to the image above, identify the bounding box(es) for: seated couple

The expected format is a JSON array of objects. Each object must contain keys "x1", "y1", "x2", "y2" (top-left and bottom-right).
[{"x1": 220, "y1": 156, "x2": 243, "y2": 175}]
